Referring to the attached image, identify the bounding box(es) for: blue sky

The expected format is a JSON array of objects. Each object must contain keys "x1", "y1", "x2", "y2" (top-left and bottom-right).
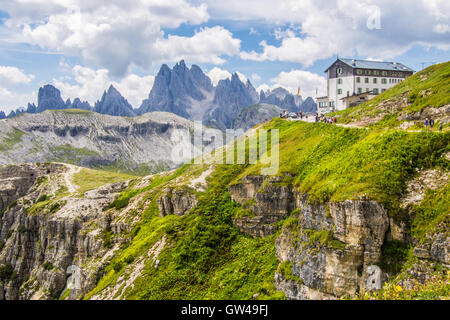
[{"x1": 0, "y1": 0, "x2": 449, "y2": 113}]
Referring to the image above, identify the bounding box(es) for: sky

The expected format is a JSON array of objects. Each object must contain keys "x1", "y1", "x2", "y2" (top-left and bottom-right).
[{"x1": 0, "y1": 0, "x2": 449, "y2": 114}]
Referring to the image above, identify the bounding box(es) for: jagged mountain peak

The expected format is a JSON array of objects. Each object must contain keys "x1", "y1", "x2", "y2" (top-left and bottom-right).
[{"x1": 94, "y1": 85, "x2": 135, "y2": 117}]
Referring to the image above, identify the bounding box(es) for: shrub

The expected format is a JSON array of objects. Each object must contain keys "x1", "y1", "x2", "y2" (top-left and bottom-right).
[
  {"x1": 101, "y1": 229, "x2": 114, "y2": 249},
  {"x1": 379, "y1": 241, "x2": 412, "y2": 275},
  {"x1": 112, "y1": 261, "x2": 124, "y2": 273},
  {"x1": 0, "y1": 264, "x2": 14, "y2": 282},
  {"x1": 37, "y1": 194, "x2": 48, "y2": 203},
  {"x1": 48, "y1": 202, "x2": 61, "y2": 214},
  {"x1": 109, "y1": 196, "x2": 130, "y2": 210},
  {"x1": 42, "y1": 261, "x2": 54, "y2": 271}
]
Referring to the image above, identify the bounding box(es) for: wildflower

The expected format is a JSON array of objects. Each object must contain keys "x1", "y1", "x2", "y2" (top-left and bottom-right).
[{"x1": 395, "y1": 285, "x2": 403, "y2": 293}]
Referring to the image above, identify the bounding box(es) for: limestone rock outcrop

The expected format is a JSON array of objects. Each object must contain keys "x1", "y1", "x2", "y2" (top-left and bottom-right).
[
  {"x1": 229, "y1": 174, "x2": 390, "y2": 299},
  {"x1": 157, "y1": 188, "x2": 198, "y2": 217},
  {"x1": 0, "y1": 164, "x2": 134, "y2": 300}
]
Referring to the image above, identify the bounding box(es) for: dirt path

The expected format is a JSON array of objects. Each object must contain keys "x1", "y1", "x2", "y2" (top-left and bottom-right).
[{"x1": 60, "y1": 163, "x2": 81, "y2": 194}]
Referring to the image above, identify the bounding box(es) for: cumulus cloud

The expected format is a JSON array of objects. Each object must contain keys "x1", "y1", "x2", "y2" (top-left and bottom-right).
[
  {"x1": 207, "y1": 67, "x2": 232, "y2": 86},
  {"x1": 2, "y1": 1, "x2": 241, "y2": 76},
  {"x1": 53, "y1": 65, "x2": 154, "y2": 107},
  {"x1": 251, "y1": 73, "x2": 261, "y2": 82},
  {"x1": 258, "y1": 70, "x2": 327, "y2": 98},
  {"x1": 0, "y1": 87, "x2": 36, "y2": 114},
  {"x1": 0, "y1": 66, "x2": 36, "y2": 113},
  {"x1": 0, "y1": 66, "x2": 35, "y2": 86},
  {"x1": 206, "y1": 67, "x2": 248, "y2": 85},
  {"x1": 154, "y1": 27, "x2": 241, "y2": 66},
  {"x1": 206, "y1": 0, "x2": 450, "y2": 65}
]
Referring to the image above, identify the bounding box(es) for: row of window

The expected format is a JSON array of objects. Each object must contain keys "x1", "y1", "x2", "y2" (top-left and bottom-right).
[
  {"x1": 336, "y1": 68, "x2": 407, "y2": 78},
  {"x1": 350, "y1": 77, "x2": 403, "y2": 84},
  {"x1": 356, "y1": 69, "x2": 388, "y2": 76},
  {"x1": 337, "y1": 88, "x2": 387, "y2": 95},
  {"x1": 319, "y1": 101, "x2": 335, "y2": 108}
]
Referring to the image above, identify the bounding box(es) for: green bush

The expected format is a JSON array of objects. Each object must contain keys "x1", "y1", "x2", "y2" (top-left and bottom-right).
[
  {"x1": 101, "y1": 228, "x2": 114, "y2": 249},
  {"x1": 48, "y1": 202, "x2": 61, "y2": 214},
  {"x1": 109, "y1": 196, "x2": 130, "y2": 210},
  {"x1": 379, "y1": 241, "x2": 412, "y2": 274},
  {"x1": 112, "y1": 261, "x2": 124, "y2": 273},
  {"x1": 37, "y1": 194, "x2": 48, "y2": 203},
  {"x1": 0, "y1": 264, "x2": 14, "y2": 282},
  {"x1": 42, "y1": 261, "x2": 54, "y2": 271}
]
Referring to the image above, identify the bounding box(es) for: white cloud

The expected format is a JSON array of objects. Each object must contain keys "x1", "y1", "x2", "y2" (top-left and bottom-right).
[
  {"x1": 251, "y1": 73, "x2": 261, "y2": 82},
  {"x1": 53, "y1": 65, "x2": 154, "y2": 107},
  {"x1": 207, "y1": 67, "x2": 232, "y2": 86},
  {"x1": 0, "y1": 87, "x2": 36, "y2": 114},
  {"x1": 258, "y1": 70, "x2": 327, "y2": 98},
  {"x1": 433, "y1": 24, "x2": 450, "y2": 34},
  {"x1": 154, "y1": 27, "x2": 241, "y2": 66},
  {"x1": 0, "y1": 66, "x2": 35, "y2": 85},
  {"x1": 206, "y1": 67, "x2": 248, "y2": 85},
  {"x1": 2, "y1": 1, "x2": 241, "y2": 76},
  {"x1": 206, "y1": 0, "x2": 450, "y2": 65}
]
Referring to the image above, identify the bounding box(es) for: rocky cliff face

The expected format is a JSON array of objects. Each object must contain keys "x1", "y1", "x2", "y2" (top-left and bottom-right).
[
  {"x1": 300, "y1": 97, "x2": 317, "y2": 113},
  {"x1": 94, "y1": 85, "x2": 135, "y2": 117},
  {"x1": 204, "y1": 74, "x2": 259, "y2": 130},
  {"x1": 228, "y1": 173, "x2": 447, "y2": 299},
  {"x1": 36, "y1": 85, "x2": 67, "y2": 113},
  {"x1": 138, "y1": 61, "x2": 214, "y2": 121},
  {"x1": 0, "y1": 110, "x2": 221, "y2": 174},
  {"x1": 0, "y1": 160, "x2": 447, "y2": 300},
  {"x1": 232, "y1": 104, "x2": 283, "y2": 131},
  {"x1": 259, "y1": 88, "x2": 299, "y2": 113},
  {"x1": 0, "y1": 163, "x2": 136, "y2": 300}
]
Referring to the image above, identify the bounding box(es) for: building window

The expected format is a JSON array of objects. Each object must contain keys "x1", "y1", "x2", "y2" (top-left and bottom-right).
[
  {"x1": 373, "y1": 78, "x2": 378, "y2": 84},
  {"x1": 338, "y1": 78, "x2": 343, "y2": 84},
  {"x1": 381, "y1": 89, "x2": 386, "y2": 93},
  {"x1": 365, "y1": 78, "x2": 369, "y2": 83},
  {"x1": 337, "y1": 68, "x2": 343, "y2": 75},
  {"x1": 374, "y1": 71, "x2": 380, "y2": 76},
  {"x1": 365, "y1": 70, "x2": 371, "y2": 75},
  {"x1": 382, "y1": 71, "x2": 387, "y2": 76},
  {"x1": 356, "y1": 77, "x2": 361, "y2": 83},
  {"x1": 330, "y1": 101, "x2": 335, "y2": 108},
  {"x1": 382, "y1": 78, "x2": 387, "y2": 84},
  {"x1": 357, "y1": 88, "x2": 362, "y2": 94},
  {"x1": 366, "y1": 88, "x2": 370, "y2": 93},
  {"x1": 337, "y1": 89, "x2": 343, "y2": 95},
  {"x1": 373, "y1": 88, "x2": 379, "y2": 94},
  {"x1": 357, "y1": 69, "x2": 363, "y2": 75}
]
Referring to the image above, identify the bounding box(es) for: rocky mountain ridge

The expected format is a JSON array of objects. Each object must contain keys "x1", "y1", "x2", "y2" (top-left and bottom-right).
[
  {"x1": 2, "y1": 61, "x2": 317, "y2": 129},
  {"x1": 0, "y1": 110, "x2": 221, "y2": 175}
]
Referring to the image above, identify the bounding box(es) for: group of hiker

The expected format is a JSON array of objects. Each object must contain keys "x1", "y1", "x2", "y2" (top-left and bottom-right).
[
  {"x1": 279, "y1": 111, "x2": 306, "y2": 119},
  {"x1": 315, "y1": 114, "x2": 337, "y2": 124},
  {"x1": 425, "y1": 118, "x2": 443, "y2": 131}
]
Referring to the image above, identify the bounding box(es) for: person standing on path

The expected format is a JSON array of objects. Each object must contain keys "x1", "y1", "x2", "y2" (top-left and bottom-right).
[
  {"x1": 440, "y1": 122, "x2": 443, "y2": 132},
  {"x1": 430, "y1": 118, "x2": 434, "y2": 131},
  {"x1": 425, "y1": 118, "x2": 429, "y2": 131}
]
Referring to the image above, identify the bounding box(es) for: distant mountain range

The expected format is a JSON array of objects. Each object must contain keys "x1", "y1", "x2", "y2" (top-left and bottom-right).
[{"x1": 1, "y1": 60, "x2": 317, "y2": 129}]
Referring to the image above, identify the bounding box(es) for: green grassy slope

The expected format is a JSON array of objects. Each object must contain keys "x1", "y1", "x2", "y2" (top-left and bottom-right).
[{"x1": 82, "y1": 116, "x2": 449, "y2": 300}]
